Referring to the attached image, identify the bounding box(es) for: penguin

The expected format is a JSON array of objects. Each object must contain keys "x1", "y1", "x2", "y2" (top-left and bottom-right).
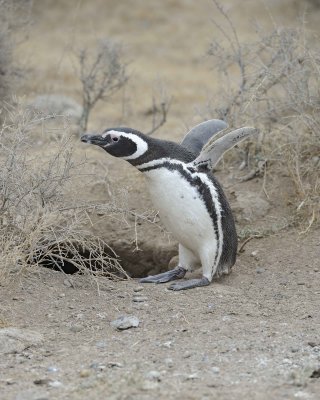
[{"x1": 81, "y1": 120, "x2": 258, "y2": 290}]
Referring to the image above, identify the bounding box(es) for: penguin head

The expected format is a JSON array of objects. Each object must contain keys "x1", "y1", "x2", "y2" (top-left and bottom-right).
[{"x1": 81, "y1": 127, "x2": 149, "y2": 162}]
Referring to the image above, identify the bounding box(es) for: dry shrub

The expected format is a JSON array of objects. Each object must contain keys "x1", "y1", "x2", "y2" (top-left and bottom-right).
[
  {"x1": 206, "y1": 1, "x2": 320, "y2": 228},
  {"x1": 0, "y1": 0, "x2": 32, "y2": 103},
  {"x1": 75, "y1": 39, "x2": 128, "y2": 132},
  {"x1": 0, "y1": 103, "x2": 128, "y2": 285}
]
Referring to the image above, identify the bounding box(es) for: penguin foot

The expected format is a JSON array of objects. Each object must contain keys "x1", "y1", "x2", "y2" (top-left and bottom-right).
[
  {"x1": 139, "y1": 267, "x2": 187, "y2": 284},
  {"x1": 168, "y1": 277, "x2": 210, "y2": 291}
]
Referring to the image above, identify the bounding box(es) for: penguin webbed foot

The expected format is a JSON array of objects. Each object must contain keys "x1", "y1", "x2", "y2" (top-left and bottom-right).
[
  {"x1": 168, "y1": 277, "x2": 210, "y2": 291},
  {"x1": 139, "y1": 266, "x2": 186, "y2": 284}
]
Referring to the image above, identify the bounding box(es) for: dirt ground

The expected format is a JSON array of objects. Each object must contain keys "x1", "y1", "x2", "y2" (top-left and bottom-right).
[{"x1": 1, "y1": 1, "x2": 320, "y2": 399}]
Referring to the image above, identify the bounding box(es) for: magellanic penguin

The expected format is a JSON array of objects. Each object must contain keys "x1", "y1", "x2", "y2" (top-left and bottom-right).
[{"x1": 81, "y1": 120, "x2": 258, "y2": 290}]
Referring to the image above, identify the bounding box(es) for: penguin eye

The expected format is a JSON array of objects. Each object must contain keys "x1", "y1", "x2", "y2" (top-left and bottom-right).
[{"x1": 109, "y1": 133, "x2": 119, "y2": 143}]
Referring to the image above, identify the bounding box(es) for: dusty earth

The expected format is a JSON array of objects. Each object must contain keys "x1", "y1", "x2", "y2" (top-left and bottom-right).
[
  {"x1": 1, "y1": 1, "x2": 320, "y2": 399},
  {"x1": 0, "y1": 230, "x2": 319, "y2": 400}
]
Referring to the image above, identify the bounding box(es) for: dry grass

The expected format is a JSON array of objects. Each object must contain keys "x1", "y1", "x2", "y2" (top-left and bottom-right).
[
  {"x1": 0, "y1": 103, "x2": 129, "y2": 285},
  {"x1": 206, "y1": 1, "x2": 320, "y2": 228}
]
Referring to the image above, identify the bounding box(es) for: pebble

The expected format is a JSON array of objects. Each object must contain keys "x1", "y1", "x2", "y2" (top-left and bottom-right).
[
  {"x1": 132, "y1": 296, "x2": 148, "y2": 303},
  {"x1": 47, "y1": 366, "x2": 59, "y2": 373},
  {"x1": 164, "y1": 358, "x2": 173, "y2": 368},
  {"x1": 250, "y1": 250, "x2": 259, "y2": 260},
  {"x1": 79, "y1": 369, "x2": 91, "y2": 378},
  {"x1": 211, "y1": 366, "x2": 220, "y2": 374},
  {"x1": 58, "y1": 293, "x2": 65, "y2": 298},
  {"x1": 256, "y1": 267, "x2": 265, "y2": 274},
  {"x1": 183, "y1": 351, "x2": 192, "y2": 359},
  {"x1": 111, "y1": 315, "x2": 140, "y2": 330},
  {"x1": 134, "y1": 286, "x2": 144, "y2": 292},
  {"x1": 48, "y1": 380, "x2": 63, "y2": 388},
  {"x1": 185, "y1": 373, "x2": 199, "y2": 380},
  {"x1": 96, "y1": 340, "x2": 107, "y2": 349},
  {"x1": 34, "y1": 378, "x2": 52, "y2": 386},
  {"x1": 63, "y1": 279, "x2": 72, "y2": 288},
  {"x1": 107, "y1": 361, "x2": 123, "y2": 368},
  {"x1": 70, "y1": 324, "x2": 84, "y2": 333}
]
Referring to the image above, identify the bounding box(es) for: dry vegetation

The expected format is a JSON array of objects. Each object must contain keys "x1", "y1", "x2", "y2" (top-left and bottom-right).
[
  {"x1": 206, "y1": 0, "x2": 320, "y2": 228},
  {"x1": 0, "y1": 104, "x2": 129, "y2": 284},
  {"x1": 75, "y1": 39, "x2": 128, "y2": 132}
]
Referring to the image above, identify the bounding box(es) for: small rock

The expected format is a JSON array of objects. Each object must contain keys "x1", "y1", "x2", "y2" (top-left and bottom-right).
[
  {"x1": 183, "y1": 351, "x2": 192, "y2": 359},
  {"x1": 250, "y1": 251, "x2": 259, "y2": 260},
  {"x1": 211, "y1": 366, "x2": 220, "y2": 374},
  {"x1": 297, "y1": 282, "x2": 305, "y2": 286},
  {"x1": 145, "y1": 370, "x2": 161, "y2": 381},
  {"x1": 133, "y1": 286, "x2": 144, "y2": 292},
  {"x1": 111, "y1": 316, "x2": 140, "y2": 330},
  {"x1": 70, "y1": 324, "x2": 84, "y2": 333},
  {"x1": 162, "y1": 341, "x2": 173, "y2": 349},
  {"x1": 256, "y1": 267, "x2": 265, "y2": 274},
  {"x1": 132, "y1": 296, "x2": 148, "y2": 303},
  {"x1": 58, "y1": 293, "x2": 65, "y2": 298},
  {"x1": 96, "y1": 340, "x2": 107, "y2": 349},
  {"x1": 79, "y1": 369, "x2": 91, "y2": 378},
  {"x1": 185, "y1": 373, "x2": 199, "y2": 381},
  {"x1": 48, "y1": 380, "x2": 63, "y2": 388},
  {"x1": 47, "y1": 366, "x2": 59, "y2": 373},
  {"x1": 90, "y1": 363, "x2": 107, "y2": 371},
  {"x1": 34, "y1": 378, "x2": 53, "y2": 386},
  {"x1": 164, "y1": 358, "x2": 173, "y2": 368},
  {"x1": 63, "y1": 279, "x2": 72, "y2": 288},
  {"x1": 314, "y1": 268, "x2": 319, "y2": 272},
  {"x1": 107, "y1": 361, "x2": 123, "y2": 368}
]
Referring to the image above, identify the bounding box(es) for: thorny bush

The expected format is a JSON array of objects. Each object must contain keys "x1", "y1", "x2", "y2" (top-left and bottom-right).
[
  {"x1": 0, "y1": 104, "x2": 128, "y2": 284},
  {"x1": 207, "y1": 1, "x2": 320, "y2": 228}
]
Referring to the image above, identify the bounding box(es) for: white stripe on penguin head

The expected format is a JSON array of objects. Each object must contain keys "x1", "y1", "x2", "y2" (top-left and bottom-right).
[{"x1": 104, "y1": 130, "x2": 149, "y2": 160}]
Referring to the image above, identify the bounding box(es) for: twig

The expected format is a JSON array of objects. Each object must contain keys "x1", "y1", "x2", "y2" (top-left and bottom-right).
[{"x1": 238, "y1": 235, "x2": 263, "y2": 253}]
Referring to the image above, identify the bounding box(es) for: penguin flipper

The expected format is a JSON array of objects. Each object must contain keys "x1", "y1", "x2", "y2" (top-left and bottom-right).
[
  {"x1": 191, "y1": 127, "x2": 259, "y2": 171},
  {"x1": 180, "y1": 119, "x2": 228, "y2": 157}
]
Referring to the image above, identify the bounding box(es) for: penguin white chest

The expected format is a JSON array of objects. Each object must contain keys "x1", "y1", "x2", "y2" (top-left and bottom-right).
[{"x1": 144, "y1": 167, "x2": 215, "y2": 254}]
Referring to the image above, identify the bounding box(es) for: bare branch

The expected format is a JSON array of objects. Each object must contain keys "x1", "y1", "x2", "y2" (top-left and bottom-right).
[{"x1": 75, "y1": 39, "x2": 129, "y2": 132}]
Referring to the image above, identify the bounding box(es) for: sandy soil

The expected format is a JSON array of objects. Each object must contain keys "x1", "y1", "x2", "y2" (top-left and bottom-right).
[
  {"x1": 1, "y1": 1, "x2": 320, "y2": 399},
  {"x1": 1, "y1": 230, "x2": 319, "y2": 400}
]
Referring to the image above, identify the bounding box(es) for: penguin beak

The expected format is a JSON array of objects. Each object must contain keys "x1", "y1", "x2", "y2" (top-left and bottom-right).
[{"x1": 81, "y1": 134, "x2": 106, "y2": 146}]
